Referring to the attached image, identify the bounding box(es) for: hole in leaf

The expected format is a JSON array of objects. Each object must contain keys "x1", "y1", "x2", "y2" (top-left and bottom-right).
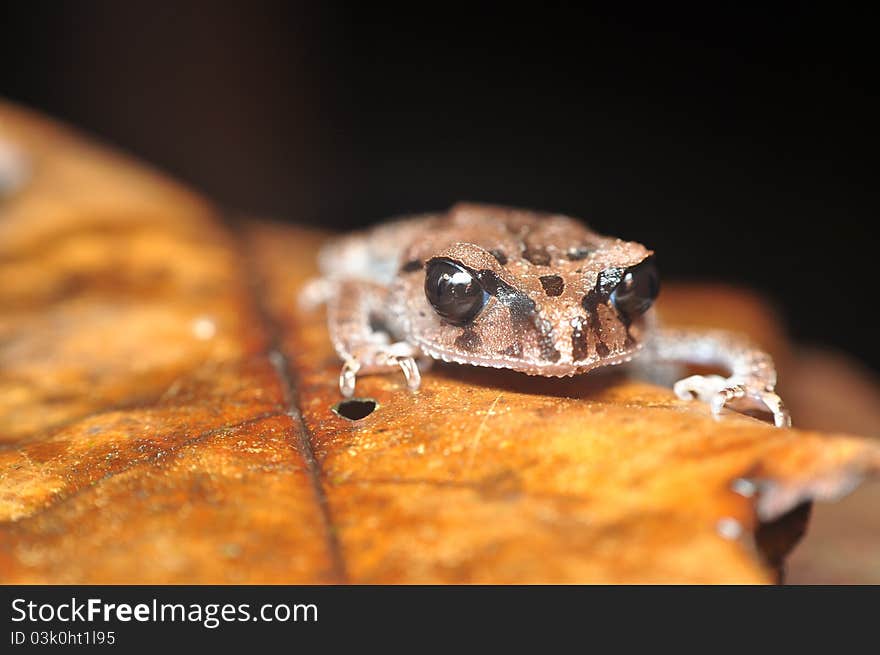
[{"x1": 332, "y1": 398, "x2": 378, "y2": 421}]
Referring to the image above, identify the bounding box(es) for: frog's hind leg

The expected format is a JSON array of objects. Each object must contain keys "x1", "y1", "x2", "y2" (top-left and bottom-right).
[
  {"x1": 327, "y1": 279, "x2": 425, "y2": 398},
  {"x1": 649, "y1": 328, "x2": 791, "y2": 428}
]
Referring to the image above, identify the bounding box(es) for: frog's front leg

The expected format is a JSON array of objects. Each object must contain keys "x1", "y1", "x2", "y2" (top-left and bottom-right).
[
  {"x1": 648, "y1": 328, "x2": 791, "y2": 428},
  {"x1": 324, "y1": 279, "x2": 424, "y2": 398}
]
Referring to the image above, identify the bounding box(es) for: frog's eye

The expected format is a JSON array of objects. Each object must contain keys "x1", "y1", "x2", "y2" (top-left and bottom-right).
[
  {"x1": 424, "y1": 258, "x2": 488, "y2": 325},
  {"x1": 611, "y1": 256, "x2": 660, "y2": 319}
]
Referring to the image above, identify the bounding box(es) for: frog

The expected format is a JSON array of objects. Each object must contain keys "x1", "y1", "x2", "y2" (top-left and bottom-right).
[{"x1": 300, "y1": 203, "x2": 790, "y2": 427}]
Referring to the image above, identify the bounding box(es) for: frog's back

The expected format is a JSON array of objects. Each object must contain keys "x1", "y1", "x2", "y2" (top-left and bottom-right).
[
  {"x1": 408, "y1": 203, "x2": 600, "y2": 266},
  {"x1": 318, "y1": 203, "x2": 600, "y2": 284},
  {"x1": 317, "y1": 212, "x2": 442, "y2": 284}
]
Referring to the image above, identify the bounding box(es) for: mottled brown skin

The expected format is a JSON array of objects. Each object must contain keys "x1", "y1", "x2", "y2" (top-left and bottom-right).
[{"x1": 391, "y1": 204, "x2": 654, "y2": 376}]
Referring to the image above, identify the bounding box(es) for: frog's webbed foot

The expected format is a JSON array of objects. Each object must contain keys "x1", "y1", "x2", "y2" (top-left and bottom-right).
[
  {"x1": 338, "y1": 343, "x2": 425, "y2": 398},
  {"x1": 673, "y1": 374, "x2": 791, "y2": 428}
]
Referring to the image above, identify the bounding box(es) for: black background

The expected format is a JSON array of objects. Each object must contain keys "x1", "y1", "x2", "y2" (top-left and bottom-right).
[{"x1": 2, "y1": 2, "x2": 877, "y2": 369}]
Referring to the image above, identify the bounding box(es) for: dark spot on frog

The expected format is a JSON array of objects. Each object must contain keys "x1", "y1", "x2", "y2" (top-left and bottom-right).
[
  {"x1": 582, "y1": 269, "x2": 626, "y2": 357},
  {"x1": 539, "y1": 275, "x2": 564, "y2": 296},
  {"x1": 566, "y1": 246, "x2": 593, "y2": 261},
  {"x1": 581, "y1": 268, "x2": 624, "y2": 324},
  {"x1": 570, "y1": 315, "x2": 589, "y2": 361},
  {"x1": 401, "y1": 259, "x2": 423, "y2": 273},
  {"x1": 454, "y1": 328, "x2": 482, "y2": 351},
  {"x1": 581, "y1": 292, "x2": 609, "y2": 356},
  {"x1": 477, "y1": 270, "x2": 536, "y2": 317},
  {"x1": 522, "y1": 245, "x2": 551, "y2": 266},
  {"x1": 477, "y1": 268, "x2": 560, "y2": 362},
  {"x1": 489, "y1": 248, "x2": 508, "y2": 265}
]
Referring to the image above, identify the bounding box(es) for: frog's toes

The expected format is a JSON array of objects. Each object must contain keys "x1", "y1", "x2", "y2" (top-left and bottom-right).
[
  {"x1": 373, "y1": 345, "x2": 421, "y2": 392},
  {"x1": 394, "y1": 356, "x2": 422, "y2": 392},
  {"x1": 337, "y1": 345, "x2": 423, "y2": 398},
  {"x1": 673, "y1": 374, "x2": 729, "y2": 404},
  {"x1": 339, "y1": 356, "x2": 361, "y2": 398},
  {"x1": 674, "y1": 374, "x2": 791, "y2": 428},
  {"x1": 751, "y1": 390, "x2": 790, "y2": 429}
]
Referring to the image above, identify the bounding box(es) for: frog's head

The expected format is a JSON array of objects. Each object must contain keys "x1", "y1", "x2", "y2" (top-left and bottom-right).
[{"x1": 394, "y1": 204, "x2": 659, "y2": 376}]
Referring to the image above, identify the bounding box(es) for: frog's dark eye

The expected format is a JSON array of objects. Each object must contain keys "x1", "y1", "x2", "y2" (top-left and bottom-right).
[
  {"x1": 610, "y1": 256, "x2": 660, "y2": 319},
  {"x1": 424, "y1": 258, "x2": 488, "y2": 325}
]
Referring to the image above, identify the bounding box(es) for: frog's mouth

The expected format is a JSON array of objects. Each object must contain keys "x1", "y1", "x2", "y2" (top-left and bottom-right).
[{"x1": 411, "y1": 335, "x2": 644, "y2": 378}]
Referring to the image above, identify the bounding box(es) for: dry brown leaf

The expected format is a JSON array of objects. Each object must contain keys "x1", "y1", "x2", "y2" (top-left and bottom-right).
[{"x1": 1, "y1": 101, "x2": 878, "y2": 583}]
